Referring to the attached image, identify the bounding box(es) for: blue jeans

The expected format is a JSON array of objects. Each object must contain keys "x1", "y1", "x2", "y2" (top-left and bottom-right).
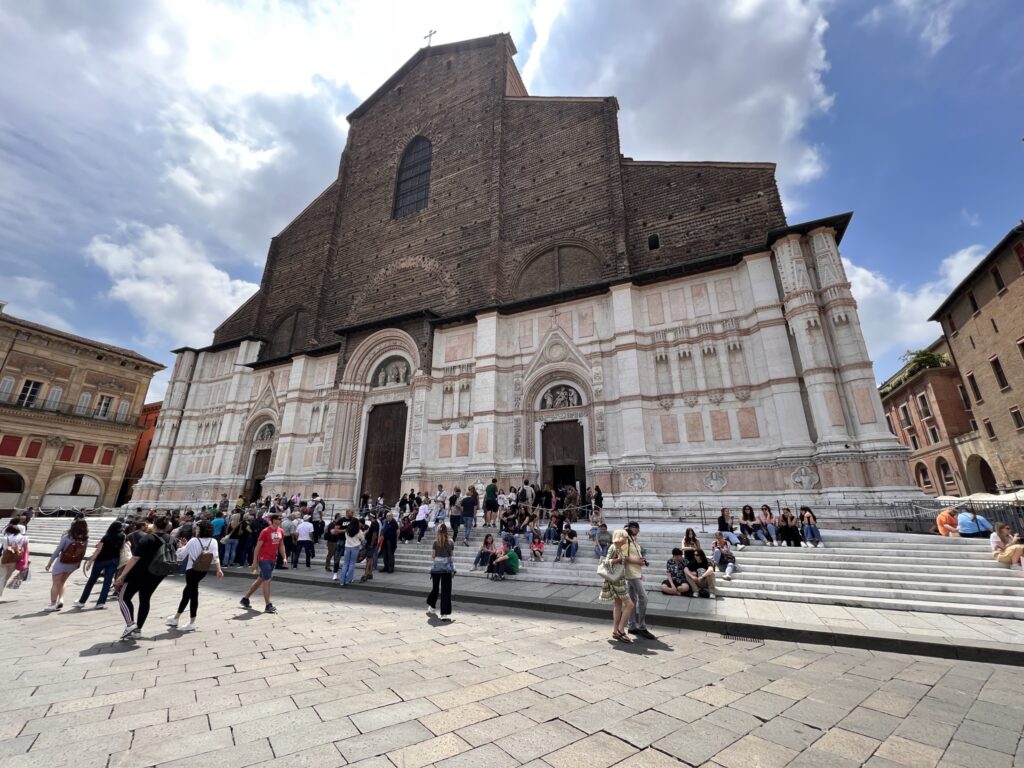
[
  {"x1": 556, "y1": 542, "x2": 578, "y2": 560},
  {"x1": 755, "y1": 524, "x2": 777, "y2": 543},
  {"x1": 341, "y1": 547, "x2": 360, "y2": 585},
  {"x1": 292, "y1": 540, "x2": 314, "y2": 567},
  {"x1": 223, "y1": 538, "x2": 238, "y2": 565},
  {"x1": 802, "y1": 524, "x2": 821, "y2": 544},
  {"x1": 595, "y1": 543, "x2": 608, "y2": 558},
  {"x1": 462, "y1": 515, "x2": 474, "y2": 543},
  {"x1": 721, "y1": 531, "x2": 741, "y2": 546},
  {"x1": 79, "y1": 557, "x2": 118, "y2": 605}
]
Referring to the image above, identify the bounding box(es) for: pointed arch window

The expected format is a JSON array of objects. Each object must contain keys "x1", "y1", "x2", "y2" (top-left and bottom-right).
[{"x1": 392, "y1": 136, "x2": 432, "y2": 218}]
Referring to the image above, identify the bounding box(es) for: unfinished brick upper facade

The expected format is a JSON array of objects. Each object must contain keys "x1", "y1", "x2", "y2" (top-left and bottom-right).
[{"x1": 134, "y1": 34, "x2": 917, "y2": 510}]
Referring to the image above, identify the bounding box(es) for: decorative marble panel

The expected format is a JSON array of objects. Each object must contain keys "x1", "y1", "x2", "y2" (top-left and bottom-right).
[
  {"x1": 685, "y1": 412, "x2": 705, "y2": 442},
  {"x1": 825, "y1": 389, "x2": 846, "y2": 426},
  {"x1": 577, "y1": 307, "x2": 595, "y2": 337},
  {"x1": 455, "y1": 432, "x2": 470, "y2": 457},
  {"x1": 438, "y1": 434, "x2": 452, "y2": 458},
  {"x1": 475, "y1": 427, "x2": 489, "y2": 454},
  {"x1": 647, "y1": 293, "x2": 665, "y2": 326},
  {"x1": 444, "y1": 333, "x2": 474, "y2": 363},
  {"x1": 737, "y1": 407, "x2": 759, "y2": 439},
  {"x1": 517, "y1": 319, "x2": 534, "y2": 349},
  {"x1": 715, "y1": 279, "x2": 736, "y2": 312},
  {"x1": 692, "y1": 284, "x2": 711, "y2": 316},
  {"x1": 710, "y1": 410, "x2": 732, "y2": 441},
  {"x1": 854, "y1": 387, "x2": 878, "y2": 424},
  {"x1": 668, "y1": 288, "x2": 687, "y2": 322},
  {"x1": 660, "y1": 413, "x2": 680, "y2": 444}
]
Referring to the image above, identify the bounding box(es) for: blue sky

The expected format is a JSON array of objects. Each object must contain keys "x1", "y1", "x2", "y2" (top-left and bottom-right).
[{"x1": 0, "y1": 0, "x2": 1021, "y2": 402}]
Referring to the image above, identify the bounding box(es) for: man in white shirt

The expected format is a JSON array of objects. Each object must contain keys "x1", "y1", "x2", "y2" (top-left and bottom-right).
[
  {"x1": 415, "y1": 501, "x2": 431, "y2": 543},
  {"x1": 292, "y1": 517, "x2": 315, "y2": 568},
  {"x1": 434, "y1": 485, "x2": 447, "y2": 526}
]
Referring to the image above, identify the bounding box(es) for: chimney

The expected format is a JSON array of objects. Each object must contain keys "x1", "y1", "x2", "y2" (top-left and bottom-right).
[{"x1": 0, "y1": 300, "x2": 6, "y2": 314}]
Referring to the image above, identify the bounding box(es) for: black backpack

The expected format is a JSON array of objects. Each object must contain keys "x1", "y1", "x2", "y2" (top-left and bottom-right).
[{"x1": 147, "y1": 533, "x2": 180, "y2": 576}]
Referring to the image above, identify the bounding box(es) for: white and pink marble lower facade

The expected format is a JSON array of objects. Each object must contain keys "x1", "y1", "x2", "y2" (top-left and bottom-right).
[{"x1": 132, "y1": 228, "x2": 921, "y2": 510}]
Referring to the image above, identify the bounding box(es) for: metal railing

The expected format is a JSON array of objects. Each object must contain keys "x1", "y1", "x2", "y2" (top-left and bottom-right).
[{"x1": 0, "y1": 397, "x2": 135, "y2": 424}]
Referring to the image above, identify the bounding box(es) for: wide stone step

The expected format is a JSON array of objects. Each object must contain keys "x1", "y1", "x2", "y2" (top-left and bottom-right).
[
  {"x1": 713, "y1": 584, "x2": 1024, "y2": 621},
  {"x1": 725, "y1": 571, "x2": 1024, "y2": 596},
  {"x1": 730, "y1": 561, "x2": 1020, "y2": 580},
  {"x1": 719, "y1": 577, "x2": 1024, "y2": 607}
]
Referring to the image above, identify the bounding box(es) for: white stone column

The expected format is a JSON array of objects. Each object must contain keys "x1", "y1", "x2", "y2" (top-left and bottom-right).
[
  {"x1": 135, "y1": 348, "x2": 197, "y2": 501},
  {"x1": 772, "y1": 235, "x2": 853, "y2": 451},
  {"x1": 468, "y1": 312, "x2": 497, "y2": 477}
]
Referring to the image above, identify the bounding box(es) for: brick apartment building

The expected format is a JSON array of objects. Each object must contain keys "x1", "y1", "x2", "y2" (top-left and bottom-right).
[
  {"x1": 879, "y1": 339, "x2": 974, "y2": 496},
  {"x1": 117, "y1": 400, "x2": 162, "y2": 506},
  {"x1": 0, "y1": 302, "x2": 163, "y2": 512},
  {"x1": 931, "y1": 222, "x2": 1024, "y2": 493},
  {"x1": 133, "y1": 33, "x2": 916, "y2": 510}
]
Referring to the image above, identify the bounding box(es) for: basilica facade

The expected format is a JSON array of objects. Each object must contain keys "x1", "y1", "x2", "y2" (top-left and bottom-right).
[{"x1": 132, "y1": 34, "x2": 918, "y2": 510}]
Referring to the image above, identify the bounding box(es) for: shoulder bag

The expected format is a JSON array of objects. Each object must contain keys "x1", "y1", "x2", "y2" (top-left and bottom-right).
[{"x1": 597, "y1": 551, "x2": 624, "y2": 582}]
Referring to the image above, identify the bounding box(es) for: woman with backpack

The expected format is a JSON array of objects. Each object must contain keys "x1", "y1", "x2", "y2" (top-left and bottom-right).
[
  {"x1": 113, "y1": 517, "x2": 176, "y2": 639},
  {"x1": 0, "y1": 520, "x2": 29, "y2": 598},
  {"x1": 166, "y1": 520, "x2": 223, "y2": 632},
  {"x1": 73, "y1": 520, "x2": 126, "y2": 609},
  {"x1": 339, "y1": 516, "x2": 364, "y2": 586},
  {"x1": 426, "y1": 523, "x2": 455, "y2": 621},
  {"x1": 44, "y1": 518, "x2": 89, "y2": 611}
]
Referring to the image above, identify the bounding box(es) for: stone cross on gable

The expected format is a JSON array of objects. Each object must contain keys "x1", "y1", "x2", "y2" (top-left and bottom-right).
[{"x1": 424, "y1": 29, "x2": 436, "y2": 46}]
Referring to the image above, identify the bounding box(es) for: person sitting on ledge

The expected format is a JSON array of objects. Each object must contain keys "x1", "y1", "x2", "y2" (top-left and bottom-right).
[
  {"x1": 777, "y1": 508, "x2": 804, "y2": 547},
  {"x1": 398, "y1": 515, "x2": 415, "y2": 543},
  {"x1": 660, "y1": 548, "x2": 692, "y2": 597},
  {"x1": 594, "y1": 523, "x2": 612, "y2": 558},
  {"x1": 754, "y1": 505, "x2": 778, "y2": 546},
  {"x1": 684, "y1": 542, "x2": 717, "y2": 599},
  {"x1": 555, "y1": 526, "x2": 578, "y2": 563},
  {"x1": 529, "y1": 534, "x2": 544, "y2": 561},
  {"x1": 488, "y1": 538, "x2": 521, "y2": 580},
  {"x1": 470, "y1": 533, "x2": 497, "y2": 572},
  {"x1": 588, "y1": 507, "x2": 605, "y2": 541},
  {"x1": 711, "y1": 531, "x2": 736, "y2": 580},
  {"x1": 717, "y1": 508, "x2": 746, "y2": 549},
  {"x1": 990, "y1": 524, "x2": 1024, "y2": 574},
  {"x1": 800, "y1": 506, "x2": 823, "y2": 547},
  {"x1": 935, "y1": 508, "x2": 959, "y2": 537},
  {"x1": 682, "y1": 528, "x2": 700, "y2": 554},
  {"x1": 957, "y1": 508, "x2": 993, "y2": 539}
]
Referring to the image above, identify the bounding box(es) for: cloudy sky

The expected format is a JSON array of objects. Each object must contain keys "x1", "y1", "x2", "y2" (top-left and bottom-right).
[{"x1": 1, "y1": 0, "x2": 1021, "y2": 403}]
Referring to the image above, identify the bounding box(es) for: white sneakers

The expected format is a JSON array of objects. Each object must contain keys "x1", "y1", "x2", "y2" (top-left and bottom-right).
[
  {"x1": 440, "y1": 615, "x2": 454, "y2": 622},
  {"x1": 120, "y1": 623, "x2": 139, "y2": 640},
  {"x1": 165, "y1": 615, "x2": 179, "y2": 627},
  {"x1": 426, "y1": 606, "x2": 437, "y2": 616},
  {"x1": 331, "y1": 573, "x2": 338, "y2": 581},
  {"x1": 72, "y1": 601, "x2": 86, "y2": 609},
  {"x1": 708, "y1": 593, "x2": 717, "y2": 599},
  {"x1": 737, "y1": 544, "x2": 745, "y2": 550},
  {"x1": 180, "y1": 623, "x2": 197, "y2": 633},
  {"x1": 723, "y1": 574, "x2": 732, "y2": 581},
  {"x1": 801, "y1": 542, "x2": 810, "y2": 548},
  {"x1": 45, "y1": 603, "x2": 61, "y2": 612}
]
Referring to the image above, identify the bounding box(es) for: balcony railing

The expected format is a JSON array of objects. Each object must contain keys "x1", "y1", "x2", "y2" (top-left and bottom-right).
[{"x1": 0, "y1": 397, "x2": 135, "y2": 424}]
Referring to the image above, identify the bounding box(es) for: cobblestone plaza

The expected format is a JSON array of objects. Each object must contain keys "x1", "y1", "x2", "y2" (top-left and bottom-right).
[{"x1": 2, "y1": 576, "x2": 1022, "y2": 768}]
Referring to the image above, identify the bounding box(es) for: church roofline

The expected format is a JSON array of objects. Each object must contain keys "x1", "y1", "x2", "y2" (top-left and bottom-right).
[
  {"x1": 335, "y1": 309, "x2": 441, "y2": 337},
  {"x1": 271, "y1": 180, "x2": 339, "y2": 239},
  {"x1": 622, "y1": 159, "x2": 777, "y2": 170},
  {"x1": 928, "y1": 221, "x2": 1024, "y2": 321},
  {"x1": 171, "y1": 335, "x2": 264, "y2": 356},
  {"x1": 505, "y1": 95, "x2": 617, "y2": 107},
  {"x1": 347, "y1": 33, "x2": 516, "y2": 122},
  {"x1": 766, "y1": 212, "x2": 853, "y2": 248}
]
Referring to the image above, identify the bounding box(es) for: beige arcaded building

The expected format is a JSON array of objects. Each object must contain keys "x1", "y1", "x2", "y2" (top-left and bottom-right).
[{"x1": 0, "y1": 301, "x2": 163, "y2": 511}]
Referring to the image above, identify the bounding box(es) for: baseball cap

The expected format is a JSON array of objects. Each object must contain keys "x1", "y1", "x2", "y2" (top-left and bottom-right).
[{"x1": 626, "y1": 521, "x2": 640, "y2": 531}]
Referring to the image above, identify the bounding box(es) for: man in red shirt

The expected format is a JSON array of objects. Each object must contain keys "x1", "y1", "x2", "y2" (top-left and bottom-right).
[{"x1": 241, "y1": 514, "x2": 287, "y2": 613}]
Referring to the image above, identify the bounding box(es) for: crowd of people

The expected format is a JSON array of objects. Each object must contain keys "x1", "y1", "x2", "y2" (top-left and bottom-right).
[{"x1": 935, "y1": 505, "x2": 1024, "y2": 576}]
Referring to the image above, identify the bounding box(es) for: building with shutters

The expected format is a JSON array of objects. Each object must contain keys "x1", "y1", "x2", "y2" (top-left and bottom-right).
[
  {"x1": 930, "y1": 222, "x2": 1024, "y2": 493},
  {"x1": 0, "y1": 301, "x2": 164, "y2": 512},
  {"x1": 131, "y1": 34, "x2": 918, "y2": 510}
]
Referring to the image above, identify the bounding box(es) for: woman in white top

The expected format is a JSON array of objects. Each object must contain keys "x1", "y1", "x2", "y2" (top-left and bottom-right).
[
  {"x1": 166, "y1": 520, "x2": 222, "y2": 632},
  {"x1": 340, "y1": 518, "x2": 365, "y2": 586},
  {"x1": 990, "y1": 524, "x2": 1024, "y2": 574}
]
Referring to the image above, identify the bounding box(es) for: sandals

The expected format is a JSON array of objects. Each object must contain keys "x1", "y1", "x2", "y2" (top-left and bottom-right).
[{"x1": 613, "y1": 630, "x2": 633, "y2": 643}]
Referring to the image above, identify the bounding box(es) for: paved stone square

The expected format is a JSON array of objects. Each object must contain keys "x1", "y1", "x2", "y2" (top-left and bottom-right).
[{"x1": 1, "y1": 575, "x2": 1022, "y2": 768}]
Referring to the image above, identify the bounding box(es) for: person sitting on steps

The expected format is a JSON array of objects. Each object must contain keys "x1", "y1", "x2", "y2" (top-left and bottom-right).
[
  {"x1": 471, "y1": 534, "x2": 497, "y2": 571},
  {"x1": 711, "y1": 531, "x2": 736, "y2": 580},
  {"x1": 660, "y1": 548, "x2": 693, "y2": 597},
  {"x1": 777, "y1": 508, "x2": 804, "y2": 547},
  {"x1": 554, "y1": 526, "x2": 578, "y2": 563},
  {"x1": 800, "y1": 506, "x2": 823, "y2": 547},
  {"x1": 684, "y1": 541, "x2": 717, "y2": 598},
  {"x1": 717, "y1": 508, "x2": 746, "y2": 548},
  {"x1": 990, "y1": 524, "x2": 1024, "y2": 575},
  {"x1": 681, "y1": 528, "x2": 700, "y2": 554},
  {"x1": 754, "y1": 504, "x2": 778, "y2": 546},
  {"x1": 594, "y1": 523, "x2": 612, "y2": 558},
  {"x1": 957, "y1": 508, "x2": 993, "y2": 539}
]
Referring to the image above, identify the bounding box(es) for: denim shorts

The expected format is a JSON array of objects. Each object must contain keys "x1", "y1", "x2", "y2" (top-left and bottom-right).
[{"x1": 258, "y1": 560, "x2": 275, "y2": 580}]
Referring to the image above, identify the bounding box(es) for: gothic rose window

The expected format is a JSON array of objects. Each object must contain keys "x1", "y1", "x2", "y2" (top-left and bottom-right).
[
  {"x1": 393, "y1": 136, "x2": 432, "y2": 218},
  {"x1": 540, "y1": 385, "x2": 582, "y2": 410}
]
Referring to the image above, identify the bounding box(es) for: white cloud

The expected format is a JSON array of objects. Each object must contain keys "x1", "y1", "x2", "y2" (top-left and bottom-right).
[
  {"x1": 846, "y1": 244, "x2": 985, "y2": 374},
  {"x1": 84, "y1": 223, "x2": 258, "y2": 348},
  {"x1": 1, "y1": 277, "x2": 74, "y2": 331},
  {"x1": 960, "y1": 208, "x2": 981, "y2": 227},
  {"x1": 523, "y1": 0, "x2": 834, "y2": 198},
  {"x1": 861, "y1": 0, "x2": 963, "y2": 54}
]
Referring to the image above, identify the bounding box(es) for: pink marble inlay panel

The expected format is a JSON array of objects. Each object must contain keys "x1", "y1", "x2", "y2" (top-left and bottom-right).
[
  {"x1": 455, "y1": 433, "x2": 470, "y2": 457},
  {"x1": 578, "y1": 307, "x2": 595, "y2": 337},
  {"x1": 854, "y1": 387, "x2": 878, "y2": 424},
  {"x1": 475, "y1": 427, "x2": 489, "y2": 454},
  {"x1": 647, "y1": 293, "x2": 665, "y2": 326},
  {"x1": 660, "y1": 413, "x2": 680, "y2": 444},
  {"x1": 669, "y1": 288, "x2": 687, "y2": 322},
  {"x1": 692, "y1": 284, "x2": 711, "y2": 316},
  {"x1": 438, "y1": 434, "x2": 452, "y2": 458},
  {"x1": 825, "y1": 389, "x2": 846, "y2": 426},
  {"x1": 444, "y1": 332, "x2": 474, "y2": 363},
  {"x1": 518, "y1": 319, "x2": 534, "y2": 349},
  {"x1": 737, "y1": 407, "x2": 759, "y2": 439},
  {"x1": 715, "y1": 279, "x2": 736, "y2": 312},
  {"x1": 557, "y1": 311, "x2": 573, "y2": 335},
  {"x1": 685, "y1": 413, "x2": 705, "y2": 442},
  {"x1": 710, "y1": 410, "x2": 732, "y2": 441}
]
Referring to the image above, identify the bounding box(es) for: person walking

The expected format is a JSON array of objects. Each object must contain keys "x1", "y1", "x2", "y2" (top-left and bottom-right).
[
  {"x1": 415, "y1": 498, "x2": 431, "y2": 542},
  {"x1": 460, "y1": 486, "x2": 478, "y2": 547},
  {"x1": 45, "y1": 518, "x2": 89, "y2": 611},
  {"x1": 166, "y1": 520, "x2": 223, "y2": 631},
  {"x1": 0, "y1": 521, "x2": 29, "y2": 598},
  {"x1": 599, "y1": 528, "x2": 634, "y2": 643},
  {"x1": 339, "y1": 516, "x2": 364, "y2": 587},
  {"x1": 114, "y1": 517, "x2": 175, "y2": 639},
  {"x1": 240, "y1": 513, "x2": 287, "y2": 613},
  {"x1": 426, "y1": 524, "x2": 455, "y2": 621},
  {"x1": 73, "y1": 520, "x2": 126, "y2": 609},
  {"x1": 360, "y1": 513, "x2": 380, "y2": 583},
  {"x1": 483, "y1": 478, "x2": 499, "y2": 528},
  {"x1": 623, "y1": 521, "x2": 655, "y2": 639}
]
